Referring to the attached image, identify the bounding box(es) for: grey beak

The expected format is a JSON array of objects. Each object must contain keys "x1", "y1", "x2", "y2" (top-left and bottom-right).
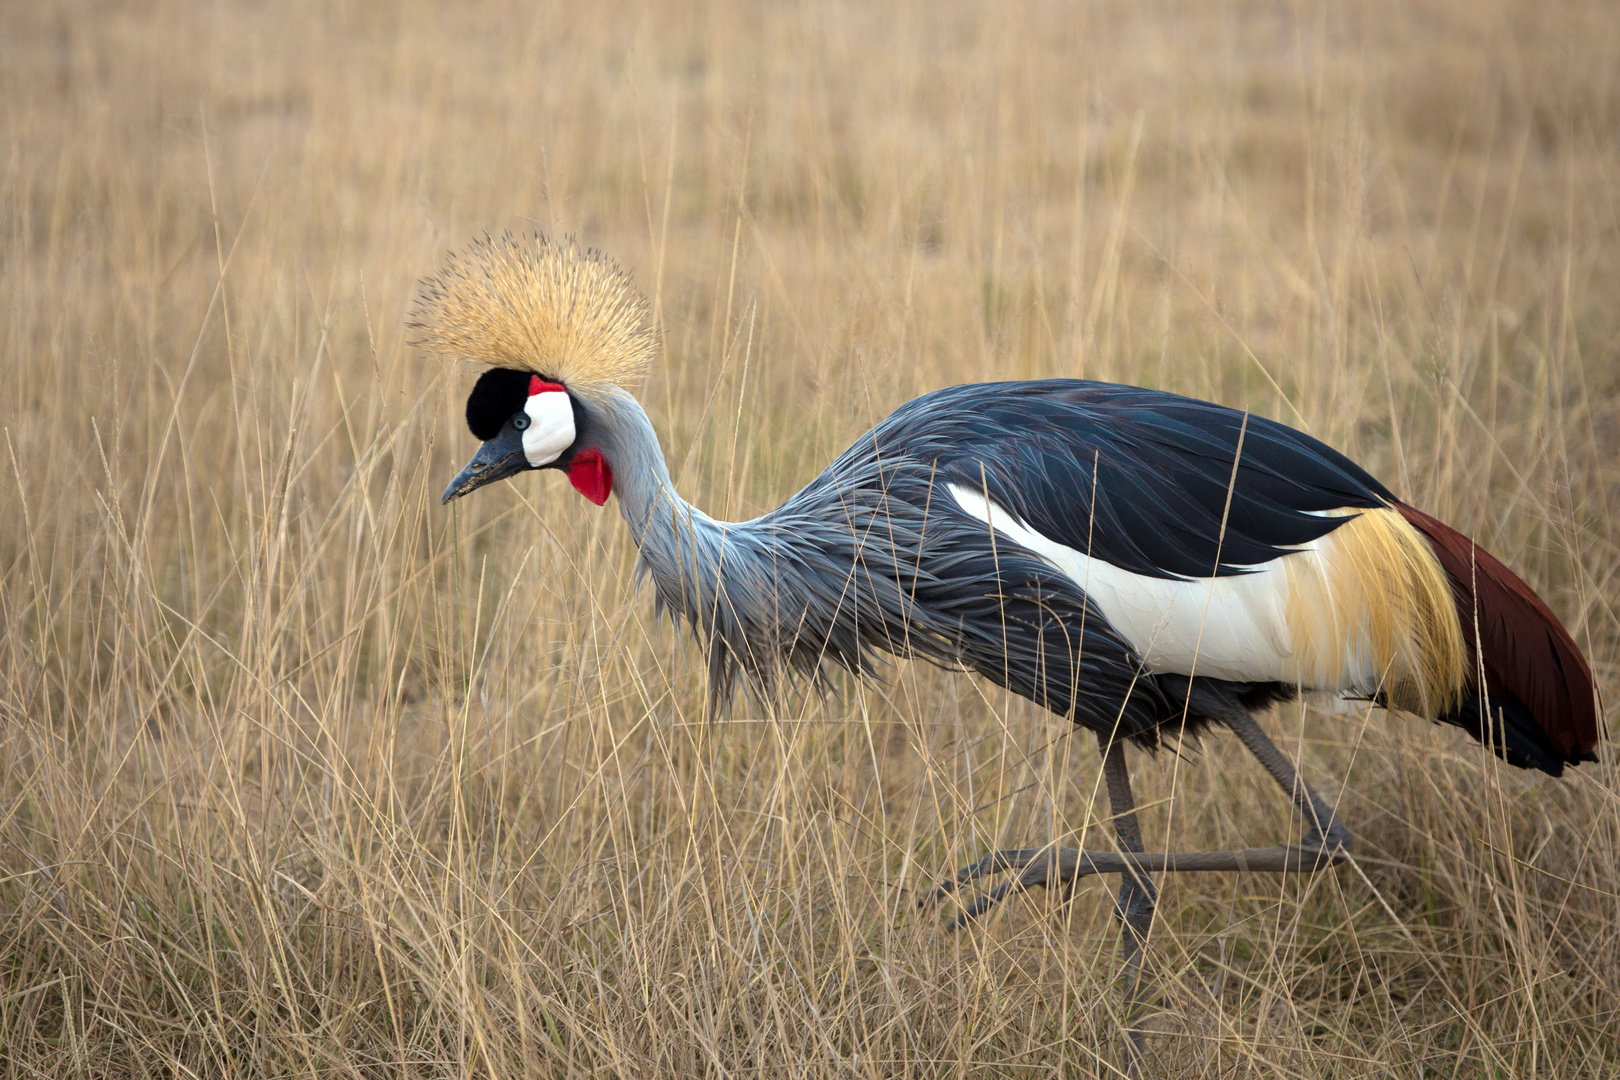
[{"x1": 442, "y1": 426, "x2": 531, "y2": 503}]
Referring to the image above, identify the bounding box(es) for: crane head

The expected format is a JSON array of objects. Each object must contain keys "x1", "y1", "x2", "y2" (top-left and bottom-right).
[
  {"x1": 413, "y1": 232, "x2": 654, "y2": 509},
  {"x1": 441, "y1": 367, "x2": 612, "y2": 505}
]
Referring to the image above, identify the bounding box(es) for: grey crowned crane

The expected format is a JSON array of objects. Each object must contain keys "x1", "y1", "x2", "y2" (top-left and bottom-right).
[{"x1": 424, "y1": 234, "x2": 1599, "y2": 1062}]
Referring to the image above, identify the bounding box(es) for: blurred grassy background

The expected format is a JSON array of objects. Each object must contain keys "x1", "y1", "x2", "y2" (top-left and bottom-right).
[{"x1": 2, "y1": 0, "x2": 1617, "y2": 1074}]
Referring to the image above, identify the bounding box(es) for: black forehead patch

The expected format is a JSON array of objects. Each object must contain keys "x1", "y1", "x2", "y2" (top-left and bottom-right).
[{"x1": 465, "y1": 368, "x2": 536, "y2": 441}]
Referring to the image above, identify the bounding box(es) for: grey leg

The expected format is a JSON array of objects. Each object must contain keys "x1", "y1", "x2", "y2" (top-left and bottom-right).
[
  {"x1": 923, "y1": 710, "x2": 1352, "y2": 920},
  {"x1": 923, "y1": 714, "x2": 1351, "y2": 1075},
  {"x1": 1223, "y1": 710, "x2": 1352, "y2": 853},
  {"x1": 1102, "y1": 736, "x2": 1151, "y2": 1076},
  {"x1": 924, "y1": 712, "x2": 1355, "y2": 1076}
]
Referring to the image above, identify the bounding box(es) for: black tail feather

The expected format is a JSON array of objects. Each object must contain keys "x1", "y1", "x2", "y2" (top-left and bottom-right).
[{"x1": 1439, "y1": 693, "x2": 1596, "y2": 777}]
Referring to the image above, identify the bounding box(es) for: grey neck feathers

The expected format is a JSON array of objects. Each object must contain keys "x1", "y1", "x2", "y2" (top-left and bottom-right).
[
  {"x1": 587, "y1": 390, "x2": 763, "y2": 699},
  {"x1": 587, "y1": 389, "x2": 700, "y2": 541},
  {"x1": 587, "y1": 388, "x2": 916, "y2": 705}
]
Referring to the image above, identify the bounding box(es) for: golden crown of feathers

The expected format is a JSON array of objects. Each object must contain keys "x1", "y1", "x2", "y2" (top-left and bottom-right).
[{"x1": 411, "y1": 233, "x2": 654, "y2": 392}]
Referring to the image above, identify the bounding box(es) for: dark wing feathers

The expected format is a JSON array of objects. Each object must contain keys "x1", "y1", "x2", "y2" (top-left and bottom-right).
[
  {"x1": 792, "y1": 379, "x2": 1597, "y2": 772},
  {"x1": 873, "y1": 380, "x2": 1394, "y2": 579}
]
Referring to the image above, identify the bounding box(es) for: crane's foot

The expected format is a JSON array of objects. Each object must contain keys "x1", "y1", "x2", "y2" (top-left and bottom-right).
[
  {"x1": 919, "y1": 833, "x2": 1349, "y2": 928},
  {"x1": 916, "y1": 713, "x2": 1352, "y2": 1077},
  {"x1": 920, "y1": 845, "x2": 1100, "y2": 929}
]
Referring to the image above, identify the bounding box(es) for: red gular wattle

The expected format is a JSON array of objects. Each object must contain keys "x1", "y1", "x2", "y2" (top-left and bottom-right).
[{"x1": 568, "y1": 448, "x2": 613, "y2": 505}]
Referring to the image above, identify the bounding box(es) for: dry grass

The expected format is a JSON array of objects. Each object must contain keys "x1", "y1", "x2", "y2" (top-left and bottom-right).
[{"x1": 3, "y1": 0, "x2": 1619, "y2": 1075}]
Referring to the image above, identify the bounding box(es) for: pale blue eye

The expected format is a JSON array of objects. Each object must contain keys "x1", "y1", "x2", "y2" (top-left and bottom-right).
[{"x1": 512, "y1": 414, "x2": 530, "y2": 431}]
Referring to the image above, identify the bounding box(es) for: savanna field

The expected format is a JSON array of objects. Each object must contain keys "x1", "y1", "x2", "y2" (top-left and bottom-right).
[{"x1": 3, "y1": 0, "x2": 1619, "y2": 1075}]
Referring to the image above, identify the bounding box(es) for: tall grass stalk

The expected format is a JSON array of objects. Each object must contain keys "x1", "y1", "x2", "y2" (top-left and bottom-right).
[{"x1": 3, "y1": 0, "x2": 1617, "y2": 1074}]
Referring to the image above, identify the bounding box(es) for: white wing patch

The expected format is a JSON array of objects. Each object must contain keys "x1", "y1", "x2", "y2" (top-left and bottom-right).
[{"x1": 947, "y1": 483, "x2": 1305, "y2": 685}]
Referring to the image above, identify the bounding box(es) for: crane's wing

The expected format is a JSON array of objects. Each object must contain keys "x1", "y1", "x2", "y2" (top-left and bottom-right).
[
  {"x1": 869, "y1": 379, "x2": 1396, "y2": 580},
  {"x1": 800, "y1": 379, "x2": 1594, "y2": 776}
]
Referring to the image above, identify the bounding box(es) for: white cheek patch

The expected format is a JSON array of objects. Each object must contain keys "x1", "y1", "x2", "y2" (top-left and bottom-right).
[{"x1": 522, "y1": 391, "x2": 576, "y2": 466}]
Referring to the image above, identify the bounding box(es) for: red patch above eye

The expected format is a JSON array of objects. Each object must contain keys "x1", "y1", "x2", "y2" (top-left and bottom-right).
[
  {"x1": 528, "y1": 376, "x2": 566, "y2": 396},
  {"x1": 567, "y1": 449, "x2": 613, "y2": 506}
]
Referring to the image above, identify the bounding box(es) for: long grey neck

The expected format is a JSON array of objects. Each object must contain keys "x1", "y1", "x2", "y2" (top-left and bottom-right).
[
  {"x1": 589, "y1": 389, "x2": 784, "y2": 701},
  {"x1": 588, "y1": 389, "x2": 728, "y2": 545},
  {"x1": 585, "y1": 387, "x2": 944, "y2": 707}
]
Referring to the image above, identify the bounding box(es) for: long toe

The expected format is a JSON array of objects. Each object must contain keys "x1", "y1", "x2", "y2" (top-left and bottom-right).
[
  {"x1": 920, "y1": 846, "x2": 1057, "y2": 909},
  {"x1": 1291, "y1": 836, "x2": 1352, "y2": 870},
  {"x1": 931, "y1": 846, "x2": 1106, "y2": 927}
]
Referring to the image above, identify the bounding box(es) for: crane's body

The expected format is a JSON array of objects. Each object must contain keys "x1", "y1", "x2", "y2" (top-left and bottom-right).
[
  {"x1": 454, "y1": 369, "x2": 1595, "y2": 775},
  {"x1": 423, "y1": 234, "x2": 1599, "y2": 1072}
]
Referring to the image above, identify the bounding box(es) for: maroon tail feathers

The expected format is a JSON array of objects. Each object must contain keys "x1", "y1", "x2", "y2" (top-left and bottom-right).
[{"x1": 1395, "y1": 504, "x2": 1599, "y2": 775}]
